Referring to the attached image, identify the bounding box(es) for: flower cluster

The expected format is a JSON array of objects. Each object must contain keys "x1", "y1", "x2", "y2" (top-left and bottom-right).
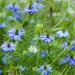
[{"x1": 0, "y1": 0, "x2": 75, "y2": 75}]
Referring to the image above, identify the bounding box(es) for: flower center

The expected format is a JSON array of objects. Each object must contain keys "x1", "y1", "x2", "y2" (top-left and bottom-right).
[
  {"x1": 8, "y1": 44, "x2": 10, "y2": 47},
  {"x1": 15, "y1": 30, "x2": 18, "y2": 35},
  {"x1": 44, "y1": 65, "x2": 47, "y2": 70}
]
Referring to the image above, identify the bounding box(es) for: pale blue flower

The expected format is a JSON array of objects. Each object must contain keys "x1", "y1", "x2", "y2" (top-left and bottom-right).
[
  {"x1": 1, "y1": 42, "x2": 16, "y2": 52},
  {"x1": 13, "y1": 11, "x2": 23, "y2": 23},
  {"x1": 59, "y1": 55, "x2": 75, "y2": 66},
  {"x1": 0, "y1": 24, "x2": 6, "y2": 28},
  {"x1": 8, "y1": 4, "x2": 23, "y2": 22},
  {"x1": 57, "y1": 31, "x2": 69, "y2": 38},
  {"x1": 7, "y1": 4, "x2": 20, "y2": 12},
  {"x1": 24, "y1": 3, "x2": 45, "y2": 14},
  {"x1": 41, "y1": 50, "x2": 48, "y2": 58},
  {"x1": 40, "y1": 35, "x2": 54, "y2": 43},
  {"x1": 39, "y1": 65, "x2": 52, "y2": 75},
  {"x1": 70, "y1": 44, "x2": 75, "y2": 51},
  {"x1": 2, "y1": 54, "x2": 13, "y2": 65},
  {"x1": 20, "y1": 66, "x2": 28, "y2": 73},
  {"x1": 62, "y1": 42, "x2": 69, "y2": 49},
  {"x1": 8, "y1": 28, "x2": 25, "y2": 41},
  {"x1": 32, "y1": 3, "x2": 45, "y2": 11},
  {"x1": 24, "y1": 8, "x2": 38, "y2": 14},
  {"x1": 62, "y1": 42, "x2": 75, "y2": 51}
]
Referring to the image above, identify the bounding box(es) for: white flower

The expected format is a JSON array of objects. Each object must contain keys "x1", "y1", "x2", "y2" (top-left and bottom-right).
[
  {"x1": 29, "y1": 45, "x2": 38, "y2": 53},
  {"x1": 68, "y1": 7, "x2": 75, "y2": 16}
]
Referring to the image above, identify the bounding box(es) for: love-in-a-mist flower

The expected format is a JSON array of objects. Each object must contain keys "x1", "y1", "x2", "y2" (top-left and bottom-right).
[
  {"x1": 24, "y1": 2, "x2": 45, "y2": 14},
  {"x1": 41, "y1": 50, "x2": 48, "y2": 58},
  {"x1": 0, "y1": 24, "x2": 6, "y2": 28},
  {"x1": 62, "y1": 42, "x2": 69, "y2": 50},
  {"x1": 40, "y1": 35, "x2": 54, "y2": 43},
  {"x1": 2, "y1": 54, "x2": 13, "y2": 65},
  {"x1": 39, "y1": 65, "x2": 52, "y2": 75},
  {"x1": 1, "y1": 42, "x2": 16, "y2": 52},
  {"x1": 2, "y1": 55, "x2": 9, "y2": 65},
  {"x1": 70, "y1": 44, "x2": 75, "y2": 51},
  {"x1": 7, "y1": 4, "x2": 20, "y2": 12},
  {"x1": 24, "y1": 7, "x2": 38, "y2": 14},
  {"x1": 32, "y1": 3, "x2": 45, "y2": 11},
  {"x1": 59, "y1": 55, "x2": 75, "y2": 66},
  {"x1": 7, "y1": 4, "x2": 23, "y2": 23},
  {"x1": 8, "y1": 28, "x2": 25, "y2": 41},
  {"x1": 20, "y1": 66, "x2": 28, "y2": 73},
  {"x1": 56, "y1": 31, "x2": 69, "y2": 38},
  {"x1": 29, "y1": 45, "x2": 38, "y2": 53},
  {"x1": 13, "y1": 11, "x2": 23, "y2": 23}
]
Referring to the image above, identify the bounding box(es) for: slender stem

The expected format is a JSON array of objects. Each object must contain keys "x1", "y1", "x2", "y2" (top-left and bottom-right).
[
  {"x1": 50, "y1": 0, "x2": 70, "y2": 30},
  {"x1": 64, "y1": 65, "x2": 71, "y2": 75},
  {"x1": 50, "y1": 43, "x2": 72, "y2": 65},
  {"x1": 60, "y1": 65, "x2": 69, "y2": 75}
]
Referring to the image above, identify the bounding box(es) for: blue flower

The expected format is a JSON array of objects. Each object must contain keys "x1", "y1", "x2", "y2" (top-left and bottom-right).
[
  {"x1": 24, "y1": 7, "x2": 38, "y2": 14},
  {"x1": 57, "y1": 31, "x2": 69, "y2": 38},
  {"x1": 41, "y1": 50, "x2": 48, "y2": 58},
  {"x1": 20, "y1": 66, "x2": 28, "y2": 73},
  {"x1": 39, "y1": 65, "x2": 52, "y2": 75},
  {"x1": 8, "y1": 28, "x2": 25, "y2": 41},
  {"x1": 2, "y1": 54, "x2": 13, "y2": 65},
  {"x1": 7, "y1": 4, "x2": 24, "y2": 22},
  {"x1": 32, "y1": 3, "x2": 45, "y2": 11},
  {"x1": 2, "y1": 55, "x2": 8, "y2": 65},
  {"x1": 59, "y1": 55, "x2": 75, "y2": 66},
  {"x1": 7, "y1": 4, "x2": 20, "y2": 12},
  {"x1": 70, "y1": 44, "x2": 75, "y2": 51},
  {"x1": 0, "y1": 69, "x2": 3, "y2": 75},
  {"x1": 62, "y1": 42, "x2": 75, "y2": 51},
  {"x1": 1, "y1": 42, "x2": 16, "y2": 52},
  {"x1": 40, "y1": 35, "x2": 54, "y2": 43},
  {"x1": 59, "y1": 55, "x2": 71, "y2": 65},
  {"x1": 13, "y1": 11, "x2": 23, "y2": 23},
  {"x1": 69, "y1": 58, "x2": 75, "y2": 66},
  {"x1": 0, "y1": 24, "x2": 6, "y2": 28},
  {"x1": 62, "y1": 42, "x2": 69, "y2": 50},
  {"x1": 24, "y1": 3, "x2": 45, "y2": 14}
]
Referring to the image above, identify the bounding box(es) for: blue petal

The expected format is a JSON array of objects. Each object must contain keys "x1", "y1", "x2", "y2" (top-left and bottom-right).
[
  {"x1": 69, "y1": 59, "x2": 75, "y2": 66},
  {"x1": 59, "y1": 59, "x2": 68, "y2": 65}
]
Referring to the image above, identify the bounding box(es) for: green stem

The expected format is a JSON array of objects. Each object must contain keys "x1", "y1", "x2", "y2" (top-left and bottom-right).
[
  {"x1": 64, "y1": 65, "x2": 71, "y2": 75},
  {"x1": 50, "y1": 43, "x2": 72, "y2": 65},
  {"x1": 50, "y1": 0, "x2": 70, "y2": 30}
]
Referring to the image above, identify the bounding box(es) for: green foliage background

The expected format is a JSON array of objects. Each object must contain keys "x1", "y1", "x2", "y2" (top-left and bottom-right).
[{"x1": 0, "y1": 0, "x2": 75, "y2": 75}]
